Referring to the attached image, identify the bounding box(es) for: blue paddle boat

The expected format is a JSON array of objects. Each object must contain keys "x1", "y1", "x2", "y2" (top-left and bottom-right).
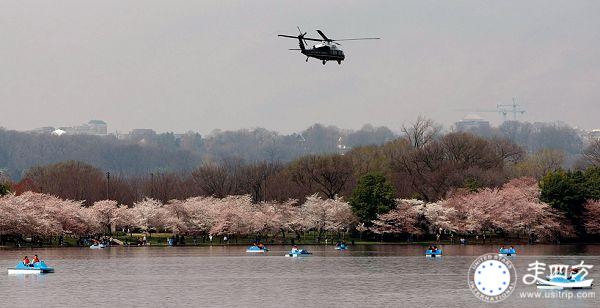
[
  {"x1": 537, "y1": 266, "x2": 593, "y2": 289},
  {"x1": 285, "y1": 249, "x2": 312, "y2": 257},
  {"x1": 425, "y1": 249, "x2": 443, "y2": 258},
  {"x1": 8, "y1": 261, "x2": 54, "y2": 274},
  {"x1": 246, "y1": 245, "x2": 269, "y2": 253},
  {"x1": 90, "y1": 243, "x2": 106, "y2": 249},
  {"x1": 335, "y1": 243, "x2": 348, "y2": 250},
  {"x1": 498, "y1": 247, "x2": 516, "y2": 257}
]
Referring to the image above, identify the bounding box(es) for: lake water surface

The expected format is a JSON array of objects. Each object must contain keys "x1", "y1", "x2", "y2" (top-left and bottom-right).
[{"x1": 1, "y1": 244, "x2": 599, "y2": 307}]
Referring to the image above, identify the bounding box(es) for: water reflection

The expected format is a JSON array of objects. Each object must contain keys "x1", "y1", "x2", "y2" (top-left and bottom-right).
[{"x1": 0, "y1": 245, "x2": 598, "y2": 307}]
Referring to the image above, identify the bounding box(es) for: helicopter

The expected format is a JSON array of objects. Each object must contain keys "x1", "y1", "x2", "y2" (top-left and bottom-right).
[{"x1": 278, "y1": 27, "x2": 380, "y2": 65}]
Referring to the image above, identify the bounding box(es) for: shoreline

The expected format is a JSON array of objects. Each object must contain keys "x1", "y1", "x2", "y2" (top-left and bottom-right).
[{"x1": 3, "y1": 242, "x2": 600, "y2": 249}]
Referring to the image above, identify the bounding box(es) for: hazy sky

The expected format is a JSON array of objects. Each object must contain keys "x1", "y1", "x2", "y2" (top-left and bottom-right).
[{"x1": 1, "y1": 0, "x2": 599, "y2": 134}]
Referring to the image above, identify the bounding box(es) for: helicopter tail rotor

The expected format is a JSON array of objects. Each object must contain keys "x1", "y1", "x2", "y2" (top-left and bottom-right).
[{"x1": 297, "y1": 26, "x2": 308, "y2": 46}]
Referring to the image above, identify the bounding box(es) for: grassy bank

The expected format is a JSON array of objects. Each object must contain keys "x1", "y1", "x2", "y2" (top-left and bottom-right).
[{"x1": 0, "y1": 231, "x2": 550, "y2": 248}]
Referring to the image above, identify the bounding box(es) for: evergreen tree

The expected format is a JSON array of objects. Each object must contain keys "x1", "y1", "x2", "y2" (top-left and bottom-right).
[
  {"x1": 540, "y1": 170, "x2": 587, "y2": 234},
  {"x1": 584, "y1": 167, "x2": 600, "y2": 200},
  {"x1": 349, "y1": 173, "x2": 396, "y2": 225},
  {"x1": 0, "y1": 183, "x2": 10, "y2": 196}
]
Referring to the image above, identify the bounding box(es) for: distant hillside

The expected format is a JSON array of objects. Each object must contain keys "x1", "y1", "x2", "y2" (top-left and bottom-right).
[
  {"x1": 0, "y1": 123, "x2": 396, "y2": 179},
  {"x1": 0, "y1": 129, "x2": 201, "y2": 179},
  {"x1": 0, "y1": 120, "x2": 586, "y2": 180}
]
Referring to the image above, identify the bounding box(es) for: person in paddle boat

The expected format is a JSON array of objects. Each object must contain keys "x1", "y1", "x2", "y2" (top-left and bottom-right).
[
  {"x1": 499, "y1": 246, "x2": 505, "y2": 252},
  {"x1": 569, "y1": 267, "x2": 580, "y2": 279},
  {"x1": 257, "y1": 242, "x2": 265, "y2": 250},
  {"x1": 32, "y1": 255, "x2": 40, "y2": 265},
  {"x1": 509, "y1": 246, "x2": 515, "y2": 252},
  {"x1": 291, "y1": 245, "x2": 299, "y2": 253},
  {"x1": 22, "y1": 256, "x2": 32, "y2": 267}
]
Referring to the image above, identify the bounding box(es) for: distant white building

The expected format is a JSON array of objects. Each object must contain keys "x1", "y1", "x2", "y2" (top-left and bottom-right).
[
  {"x1": 130, "y1": 128, "x2": 156, "y2": 136},
  {"x1": 455, "y1": 113, "x2": 491, "y2": 132},
  {"x1": 32, "y1": 120, "x2": 108, "y2": 136},
  {"x1": 30, "y1": 126, "x2": 56, "y2": 134},
  {"x1": 117, "y1": 128, "x2": 157, "y2": 142},
  {"x1": 590, "y1": 129, "x2": 600, "y2": 140},
  {"x1": 86, "y1": 120, "x2": 108, "y2": 135},
  {"x1": 68, "y1": 120, "x2": 107, "y2": 135},
  {"x1": 51, "y1": 129, "x2": 66, "y2": 136}
]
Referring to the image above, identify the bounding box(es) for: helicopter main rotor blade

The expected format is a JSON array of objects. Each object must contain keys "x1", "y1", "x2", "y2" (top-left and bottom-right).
[
  {"x1": 316, "y1": 30, "x2": 331, "y2": 41},
  {"x1": 288, "y1": 49, "x2": 302, "y2": 50},
  {"x1": 278, "y1": 34, "x2": 300, "y2": 39},
  {"x1": 333, "y1": 37, "x2": 381, "y2": 41},
  {"x1": 300, "y1": 37, "x2": 326, "y2": 42},
  {"x1": 278, "y1": 34, "x2": 324, "y2": 42}
]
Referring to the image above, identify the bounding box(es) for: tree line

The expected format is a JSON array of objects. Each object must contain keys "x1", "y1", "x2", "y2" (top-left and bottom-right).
[
  {"x1": 1, "y1": 118, "x2": 599, "y2": 243},
  {"x1": 0, "y1": 119, "x2": 593, "y2": 181},
  {"x1": 6, "y1": 131, "x2": 523, "y2": 205},
  {"x1": 2, "y1": 176, "x2": 599, "y2": 245},
  {"x1": 2, "y1": 117, "x2": 598, "y2": 207}
]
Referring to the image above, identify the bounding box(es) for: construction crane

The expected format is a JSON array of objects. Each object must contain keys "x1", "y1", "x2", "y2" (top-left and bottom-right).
[
  {"x1": 497, "y1": 97, "x2": 526, "y2": 121},
  {"x1": 454, "y1": 97, "x2": 526, "y2": 122}
]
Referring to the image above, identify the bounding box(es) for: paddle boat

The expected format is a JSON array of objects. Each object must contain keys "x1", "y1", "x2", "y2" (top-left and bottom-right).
[
  {"x1": 537, "y1": 266, "x2": 593, "y2": 289},
  {"x1": 285, "y1": 248, "x2": 312, "y2": 257},
  {"x1": 90, "y1": 243, "x2": 106, "y2": 249},
  {"x1": 498, "y1": 247, "x2": 517, "y2": 257},
  {"x1": 8, "y1": 261, "x2": 54, "y2": 274},
  {"x1": 425, "y1": 249, "x2": 443, "y2": 258},
  {"x1": 335, "y1": 243, "x2": 348, "y2": 250},
  {"x1": 246, "y1": 245, "x2": 269, "y2": 253}
]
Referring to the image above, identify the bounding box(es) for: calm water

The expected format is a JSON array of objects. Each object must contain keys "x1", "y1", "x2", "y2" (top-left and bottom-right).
[{"x1": 1, "y1": 244, "x2": 599, "y2": 307}]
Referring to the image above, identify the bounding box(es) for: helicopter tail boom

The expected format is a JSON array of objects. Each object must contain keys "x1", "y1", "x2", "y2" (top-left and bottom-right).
[{"x1": 297, "y1": 36, "x2": 306, "y2": 52}]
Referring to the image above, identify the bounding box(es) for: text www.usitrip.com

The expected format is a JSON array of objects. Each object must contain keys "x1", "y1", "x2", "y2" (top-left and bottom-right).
[{"x1": 519, "y1": 291, "x2": 596, "y2": 300}]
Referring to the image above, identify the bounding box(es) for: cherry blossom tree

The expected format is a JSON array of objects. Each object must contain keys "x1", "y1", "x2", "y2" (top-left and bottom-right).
[
  {"x1": 209, "y1": 195, "x2": 254, "y2": 237},
  {"x1": 0, "y1": 175, "x2": 579, "y2": 244},
  {"x1": 430, "y1": 177, "x2": 574, "y2": 241},
  {"x1": 113, "y1": 205, "x2": 135, "y2": 234},
  {"x1": 422, "y1": 201, "x2": 456, "y2": 233},
  {"x1": 91, "y1": 200, "x2": 120, "y2": 234},
  {"x1": 370, "y1": 199, "x2": 424, "y2": 236},
  {"x1": 131, "y1": 198, "x2": 168, "y2": 235},
  {"x1": 299, "y1": 194, "x2": 357, "y2": 242},
  {"x1": 164, "y1": 197, "x2": 215, "y2": 236},
  {"x1": 584, "y1": 200, "x2": 600, "y2": 235},
  {"x1": 0, "y1": 192, "x2": 94, "y2": 239},
  {"x1": 368, "y1": 177, "x2": 575, "y2": 242},
  {"x1": 272, "y1": 199, "x2": 302, "y2": 240},
  {"x1": 249, "y1": 201, "x2": 283, "y2": 239}
]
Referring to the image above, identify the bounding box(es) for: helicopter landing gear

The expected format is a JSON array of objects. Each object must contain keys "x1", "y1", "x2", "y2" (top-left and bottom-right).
[
  {"x1": 337, "y1": 60, "x2": 341, "y2": 65},
  {"x1": 322, "y1": 60, "x2": 326, "y2": 65},
  {"x1": 306, "y1": 57, "x2": 309, "y2": 62}
]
